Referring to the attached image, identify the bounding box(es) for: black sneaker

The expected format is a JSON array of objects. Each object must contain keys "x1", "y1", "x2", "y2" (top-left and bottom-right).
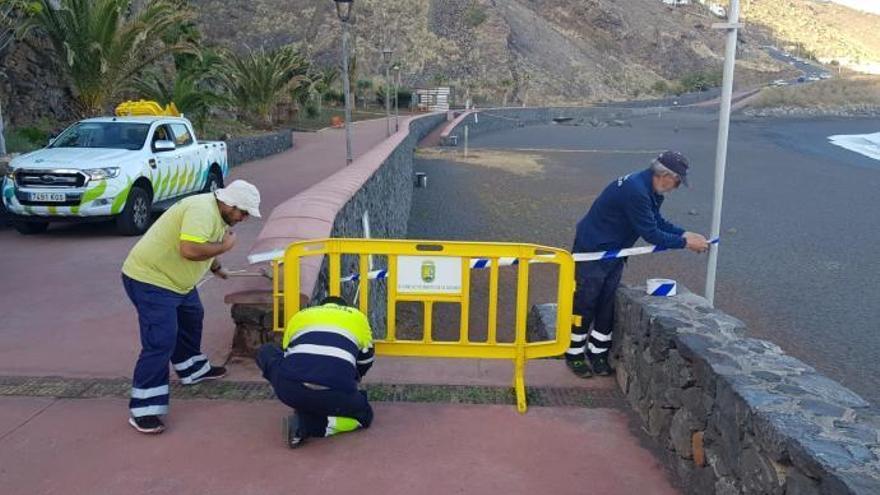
[
  {"x1": 129, "y1": 415, "x2": 165, "y2": 434},
  {"x1": 185, "y1": 366, "x2": 227, "y2": 385},
  {"x1": 589, "y1": 354, "x2": 615, "y2": 376},
  {"x1": 282, "y1": 413, "x2": 308, "y2": 449},
  {"x1": 566, "y1": 358, "x2": 593, "y2": 379}
]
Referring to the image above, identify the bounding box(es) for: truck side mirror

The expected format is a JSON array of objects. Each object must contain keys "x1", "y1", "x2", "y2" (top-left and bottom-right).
[{"x1": 154, "y1": 140, "x2": 176, "y2": 152}]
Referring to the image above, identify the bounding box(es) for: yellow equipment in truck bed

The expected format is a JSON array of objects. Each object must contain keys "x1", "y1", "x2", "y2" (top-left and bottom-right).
[{"x1": 114, "y1": 100, "x2": 181, "y2": 117}]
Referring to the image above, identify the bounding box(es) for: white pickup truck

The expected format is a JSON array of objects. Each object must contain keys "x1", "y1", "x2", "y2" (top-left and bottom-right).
[{"x1": 2, "y1": 115, "x2": 228, "y2": 235}]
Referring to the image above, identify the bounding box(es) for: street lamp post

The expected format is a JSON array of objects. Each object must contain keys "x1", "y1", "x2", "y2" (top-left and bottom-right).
[
  {"x1": 392, "y1": 64, "x2": 400, "y2": 132},
  {"x1": 334, "y1": 0, "x2": 354, "y2": 165},
  {"x1": 382, "y1": 47, "x2": 393, "y2": 137},
  {"x1": 705, "y1": 0, "x2": 742, "y2": 306}
]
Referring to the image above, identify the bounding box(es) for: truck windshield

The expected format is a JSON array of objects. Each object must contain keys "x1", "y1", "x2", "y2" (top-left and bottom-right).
[{"x1": 49, "y1": 122, "x2": 151, "y2": 150}]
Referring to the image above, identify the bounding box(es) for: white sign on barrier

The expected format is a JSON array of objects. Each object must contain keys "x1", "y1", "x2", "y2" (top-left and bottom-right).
[{"x1": 397, "y1": 256, "x2": 462, "y2": 294}]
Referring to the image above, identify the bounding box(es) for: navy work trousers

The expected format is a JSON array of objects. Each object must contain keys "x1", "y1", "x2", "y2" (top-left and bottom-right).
[
  {"x1": 257, "y1": 344, "x2": 373, "y2": 438},
  {"x1": 123, "y1": 274, "x2": 212, "y2": 417},
  {"x1": 566, "y1": 259, "x2": 625, "y2": 360}
]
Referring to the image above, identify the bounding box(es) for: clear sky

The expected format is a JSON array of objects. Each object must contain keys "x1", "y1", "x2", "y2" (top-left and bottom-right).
[{"x1": 830, "y1": 0, "x2": 880, "y2": 15}]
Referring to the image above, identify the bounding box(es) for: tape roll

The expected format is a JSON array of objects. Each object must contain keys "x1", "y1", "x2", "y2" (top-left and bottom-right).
[{"x1": 647, "y1": 278, "x2": 677, "y2": 296}]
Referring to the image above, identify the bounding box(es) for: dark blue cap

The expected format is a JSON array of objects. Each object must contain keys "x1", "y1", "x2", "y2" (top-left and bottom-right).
[{"x1": 656, "y1": 150, "x2": 690, "y2": 187}]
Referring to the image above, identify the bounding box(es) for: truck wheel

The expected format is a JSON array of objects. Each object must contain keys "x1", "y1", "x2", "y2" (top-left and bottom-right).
[
  {"x1": 116, "y1": 186, "x2": 152, "y2": 236},
  {"x1": 203, "y1": 169, "x2": 223, "y2": 193},
  {"x1": 13, "y1": 221, "x2": 49, "y2": 235}
]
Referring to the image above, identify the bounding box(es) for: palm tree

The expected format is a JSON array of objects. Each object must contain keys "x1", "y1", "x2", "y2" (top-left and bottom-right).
[
  {"x1": 133, "y1": 48, "x2": 224, "y2": 131},
  {"x1": 15, "y1": 0, "x2": 198, "y2": 116},
  {"x1": 219, "y1": 45, "x2": 310, "y2": 127},
  {"x1": 295, "y1": 67, "x2": 338, "y2": 118},
  {"x1": 134, "y1": 69, "x2": 223, "y2": 132}
]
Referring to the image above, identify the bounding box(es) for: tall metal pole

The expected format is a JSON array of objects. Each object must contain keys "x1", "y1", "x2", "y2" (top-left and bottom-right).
[
  {"x1": 394, "y1": 68, "x2": 400, "y2": 132},
  {"x1": 705, "y1": 0, "x2": 741, "y2": 306},
  {"x1": 384, "y1": 63, "x2": 391, "y2": 136},
  {"x1": 463, "y1": 125, "x2": 469, "y2": 158},
  {"x1": 341, "y1": 20, "x2": 354, "y2": 165}
]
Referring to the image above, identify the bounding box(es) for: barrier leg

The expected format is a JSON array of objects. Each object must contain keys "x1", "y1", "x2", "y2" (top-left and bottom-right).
[
  {"x1": 514, "y1": 256, "x2": 530, "y2": 413},
  {"x1": 514, "y1": 341, "x2": 527, "y2": 414}
]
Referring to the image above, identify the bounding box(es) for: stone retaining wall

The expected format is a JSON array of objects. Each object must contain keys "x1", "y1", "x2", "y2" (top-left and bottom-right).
[
  {"x1": 527, "y1": 286, "x2": 880, "y2": 494},
  {"x1": 226, "y1": 130, "x2": 293, "y2": 167},
  {"x1": 612, "y1": 286, "x2": 880, "y2": 495},
  {"x1": 741, "y1": 105, "x2": 880, "y2": 119}
]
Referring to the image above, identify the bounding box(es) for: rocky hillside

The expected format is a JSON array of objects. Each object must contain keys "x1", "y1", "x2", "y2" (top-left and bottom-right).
[
  {"x1": 3, "y1": 0, "x2": 875, "y2": 125},
  {"x1": 0, "y1": 34, "x2": 74, "y2": 127},
  {"x1": 190, "y1": 0, "x2": 792, "y2": 106},
  {"x1": 739, "y1": 0, "x2": 880, "y2": 73}
]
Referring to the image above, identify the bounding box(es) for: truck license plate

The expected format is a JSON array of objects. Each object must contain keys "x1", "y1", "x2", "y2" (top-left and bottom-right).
[{"x1": 29, "y1": 192, "x2": 66, "y2": 202}]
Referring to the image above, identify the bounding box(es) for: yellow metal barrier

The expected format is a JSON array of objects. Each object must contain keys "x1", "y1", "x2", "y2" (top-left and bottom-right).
[{"x1": 273, "y1": 238, "x2": 578, "y2": 413}]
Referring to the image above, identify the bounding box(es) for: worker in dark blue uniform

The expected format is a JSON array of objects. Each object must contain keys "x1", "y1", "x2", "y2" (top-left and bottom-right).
[
  {"x1": 566, "y1": 151, "x2": 710, "y2": 378},
  {"x1": 256, "y1": 296, "x2": 375, "y2": 448}
]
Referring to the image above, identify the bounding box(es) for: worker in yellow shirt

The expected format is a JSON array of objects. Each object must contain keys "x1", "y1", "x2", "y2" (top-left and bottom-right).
[
  {"x1": 257, "y1": 296, "x2": 375, "y2": 448},
  {"x1": 121, "y1": 180, "x2": 261, "y2": 434}
]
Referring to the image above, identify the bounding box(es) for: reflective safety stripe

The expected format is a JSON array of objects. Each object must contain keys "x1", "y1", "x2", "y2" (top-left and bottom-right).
[
  {"x1": 131, "y1": 405, "x2": 169, "y2": 417},
  {"x1": 292, "y1": 325, "x2": 359, "y2": 346},
  {"x1": 131, "y1": 385, "x2": 169, "y2": 399},
  {"x1": 565, "y1": 348, "x2": 584, "y2": 355},
  {"x1": 180, "y1": 233, "x2": 208, "y2": 243},
  {"x1": 180, "y1": 361, "x2": 211, "y2": 384},
  {"x1": 285, "y1": 344, "x2": 356, "y2": 366},
  {"x1": 357, "y1": 356, "x2": 375, "y2": 365},
  {"x1": 325, "y1": 416, "x2": 336, "y2": 437},
  {"x1": 588, "y1": 343, "x2": 609, "y2": 354},
  {"x1": 590, "y1": 330, "x2": 612, "y2": 342},
  {"x1": 173, "y1": 354, "x2": 207, "y2": 371},
  {"x1": 325, "y1": 416, "x2": 361, "y2": 437},
  {"x1": 569, "y1": 333, "x2": 588, "y2": 343}
]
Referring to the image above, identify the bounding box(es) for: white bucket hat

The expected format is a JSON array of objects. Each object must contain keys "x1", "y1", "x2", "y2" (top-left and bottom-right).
[{"x1": 215, "y1": 180, "x2": 262, "y2": 218}]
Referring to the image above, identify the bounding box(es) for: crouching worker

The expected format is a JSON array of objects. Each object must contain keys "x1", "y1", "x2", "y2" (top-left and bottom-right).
[{"x1": 256, "y1": 296, "x2": 375, "y2": 449}]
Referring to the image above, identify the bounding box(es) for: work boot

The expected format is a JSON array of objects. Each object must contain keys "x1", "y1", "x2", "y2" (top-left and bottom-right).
[
  {"x1": 282, "y1": 413, "x2": 307, "y2": 449},
  {"x1": 185, "y1": 366, "x2": 227, "y2": 385},
  {"x1": 128, "y1": 415, "x2": 165, "y2": 434},
  {"x1": 588, "y1": 353, "x2": 614, "y2": 376},
  {"x1": 565, "y1": 358, "x2": 593, "y2": 379}
]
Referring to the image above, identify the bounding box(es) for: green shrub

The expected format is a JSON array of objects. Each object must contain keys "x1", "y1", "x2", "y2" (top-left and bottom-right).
[
  {"x1": 304, "y1": 101, "x2": 320, "y2": 118},
  {"x1": 678, "y1": 70, "x2": 723, "y2": 93},
  {"x1": 464, "y1": 5, "x2": 487, "y2": 27},
  {"x1": 16, "y1": 126, "x2": 48, "y2": 144},
  {"x1": 6, "y1": 128, "x2": 45, "y2": 153},
  {"x1": 324, "y1": 89, "x2": 344, "y2": 105}
]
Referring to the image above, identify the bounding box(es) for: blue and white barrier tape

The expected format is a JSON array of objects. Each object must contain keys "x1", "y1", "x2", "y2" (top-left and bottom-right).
[
  {"x1": 340, "y1": 238, "x2": 719, "y2": 282},
  {"x1": 647, "y1": 278, "x2": 677, "y2": 296},
  {"x1": 572, "y1": 237, "x2": 719, "y2": 263}
]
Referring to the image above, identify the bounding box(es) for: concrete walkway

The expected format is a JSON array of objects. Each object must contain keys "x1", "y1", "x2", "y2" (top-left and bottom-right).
[
  {"x1": 0, "y1": 397, "x2": 676, "y2": 495},
  {"x1": 0, "y1": 358, "x2": 678, "y2": 495}
]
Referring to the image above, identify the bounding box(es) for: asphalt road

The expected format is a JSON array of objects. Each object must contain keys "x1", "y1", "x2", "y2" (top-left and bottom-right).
[
  {"x1": 409, "y1": 110, "x2": 880, "y2": 405},
  {"x1": 763, "y1": 45, "x2": 829, "y2": 81}
]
